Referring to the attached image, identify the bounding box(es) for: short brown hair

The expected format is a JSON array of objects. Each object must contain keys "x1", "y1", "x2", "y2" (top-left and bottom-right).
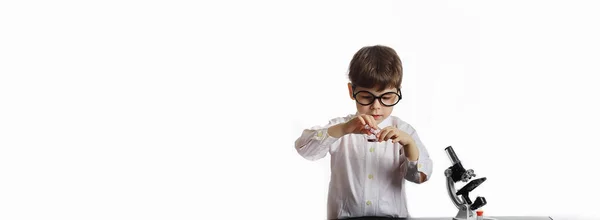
[{"x1": 348, "y1": 45, "x2": 403, "y2": 91}]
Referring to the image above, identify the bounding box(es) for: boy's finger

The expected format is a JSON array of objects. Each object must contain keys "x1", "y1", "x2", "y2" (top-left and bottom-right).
[
  {"x1": 384, "y1": 133, "x2": 394, "y2": 142},
  {"x1": 378, "y1": 129, "x2": 390, "y2": 141},
  {"x1": 384, "y1": 132, "x2": 398, "y2": 142},
  {"x1": 357, "y1": 116, "x2": 366, "y2": 127},
  {"x1": 365, "y1": 115, "x2": 378, "y2": 129},
  {"x1": 390, "y1": 134, "x2": 399, "y2": 143}
]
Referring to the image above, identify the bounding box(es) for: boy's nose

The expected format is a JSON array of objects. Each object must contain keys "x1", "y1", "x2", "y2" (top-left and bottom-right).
[{"x1": 370, "y1": 99, "x2": 382, "y2": 109}]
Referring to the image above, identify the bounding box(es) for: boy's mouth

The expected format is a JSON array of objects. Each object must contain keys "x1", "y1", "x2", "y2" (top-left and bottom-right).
[{"x1": 372, "y1": 114, "x2": 383, "y2": 119}]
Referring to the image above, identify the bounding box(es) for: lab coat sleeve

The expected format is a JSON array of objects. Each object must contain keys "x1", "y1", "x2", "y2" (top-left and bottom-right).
[
  {"x1": 404, "y1": 127, "x2": 433, "y2": 184},
  {"x1": 294, "y1": 118, "x2": 345, "y2": 161}
]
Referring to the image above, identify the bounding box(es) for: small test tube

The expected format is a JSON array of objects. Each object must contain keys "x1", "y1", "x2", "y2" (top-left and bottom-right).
[{"x1": 364, "y1": 125, "x2": 380, "y2": 142}]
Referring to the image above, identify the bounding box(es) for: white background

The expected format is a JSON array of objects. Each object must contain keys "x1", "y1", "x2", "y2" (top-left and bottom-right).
[{"x1": 1, "y1": 1, "x2": 599, "y2": 220}]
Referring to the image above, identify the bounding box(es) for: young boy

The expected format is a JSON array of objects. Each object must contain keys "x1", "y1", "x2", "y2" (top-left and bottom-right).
[{"x1": 294, "y1": 45, "x2": 433, "y2": 219}]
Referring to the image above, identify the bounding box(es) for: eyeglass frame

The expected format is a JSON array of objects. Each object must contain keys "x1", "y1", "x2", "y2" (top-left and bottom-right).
[{"x1": 351, "y1": 85, "x2": 402, "y2": 107}]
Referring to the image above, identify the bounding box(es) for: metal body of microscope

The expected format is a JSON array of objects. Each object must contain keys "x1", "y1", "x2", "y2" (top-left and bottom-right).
[{"x1": 445, "y1": 146, "x2": 488, "y2": 220}]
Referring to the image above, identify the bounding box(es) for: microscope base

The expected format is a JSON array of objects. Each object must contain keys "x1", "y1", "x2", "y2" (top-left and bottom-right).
[
  {"x1": 453, "y1": 218, "x2": 497, "y2": 220},
  {"x1": 452, "y1": 206, "x2": 498, "y2": 220}
]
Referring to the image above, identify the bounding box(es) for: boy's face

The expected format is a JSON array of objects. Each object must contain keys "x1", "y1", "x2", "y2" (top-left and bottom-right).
[{"x1": 347, "y1": 83, "x2": 401, "y2": 125}]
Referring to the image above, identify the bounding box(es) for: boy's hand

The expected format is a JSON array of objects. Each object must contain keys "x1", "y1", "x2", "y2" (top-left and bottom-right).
[
  {"x1": 377, "y1": 126, "x2": 415, "y2": 146},
  {"x1": 342, "y1": 114, "x2": 379, "y2": 136}
]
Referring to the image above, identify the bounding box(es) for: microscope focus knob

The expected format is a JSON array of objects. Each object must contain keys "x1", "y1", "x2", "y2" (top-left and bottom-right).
[
  {"x1": 461, "y1": 169, "x2": 475, "y2": 182},
  {"x1": 445, "y1": 169, "x2": 453, "y2": 177}
]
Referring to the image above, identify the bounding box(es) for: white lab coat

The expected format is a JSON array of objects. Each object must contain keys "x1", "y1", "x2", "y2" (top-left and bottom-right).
[{"x1": 295, "y1": 114, "x2": 433, "y2": 219}]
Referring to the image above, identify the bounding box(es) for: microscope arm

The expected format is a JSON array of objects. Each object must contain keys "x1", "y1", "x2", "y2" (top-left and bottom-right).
[{"x1": 446, "y1": 175, "x2": 464, "y2": 209}]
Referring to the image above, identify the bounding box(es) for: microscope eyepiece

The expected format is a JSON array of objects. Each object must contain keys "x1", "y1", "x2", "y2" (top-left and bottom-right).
[{"x1": 445, "y1": 146, "x2": 461, "y2": 165}]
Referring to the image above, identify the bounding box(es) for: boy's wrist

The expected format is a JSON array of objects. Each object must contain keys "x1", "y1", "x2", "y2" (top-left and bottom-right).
[
  {"x1": 404, "y1": 141, "x2": 419, "y2": 161},
  {"x1": 327, "y1": 123, "x2": 346, "y2": 138},
  {"x1": 408, "y1": 140, "x2": 416, "y2": 148}
]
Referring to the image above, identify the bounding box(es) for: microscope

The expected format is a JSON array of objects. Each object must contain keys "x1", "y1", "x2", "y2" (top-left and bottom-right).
[{"x1": 444, "y1": 146, "x2": 492, "y2": 220}]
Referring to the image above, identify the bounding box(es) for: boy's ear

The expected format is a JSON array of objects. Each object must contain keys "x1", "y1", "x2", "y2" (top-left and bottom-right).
[{"x1": 347, "y1": 83, "x2": 355, "y2": 100}]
